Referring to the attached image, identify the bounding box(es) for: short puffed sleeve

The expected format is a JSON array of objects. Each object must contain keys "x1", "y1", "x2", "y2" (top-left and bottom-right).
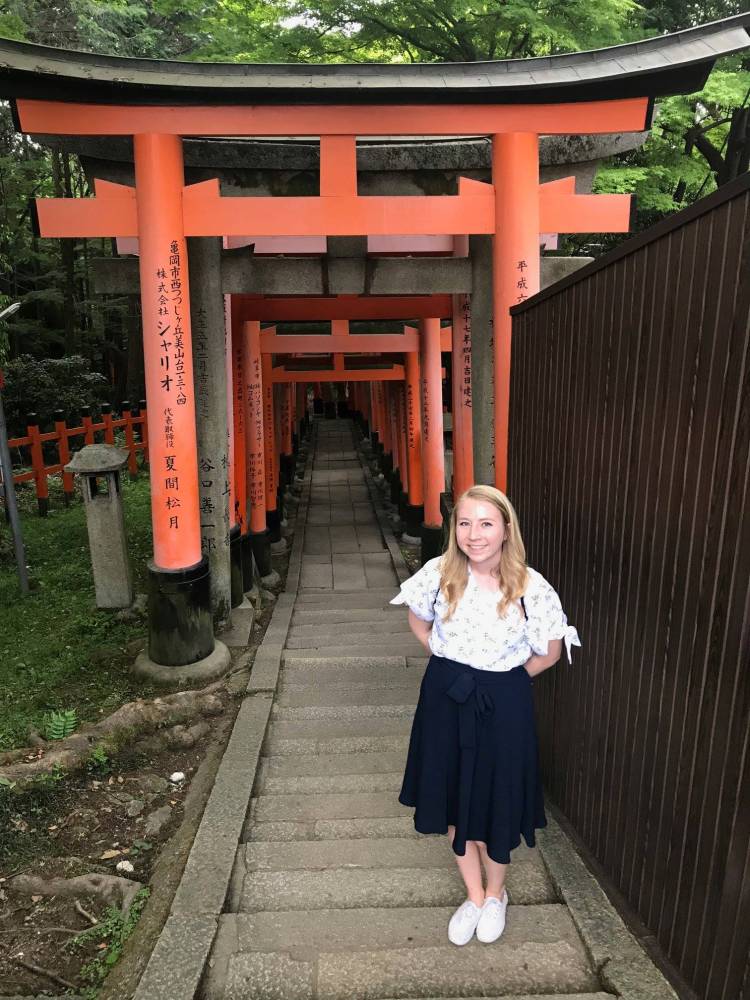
[
  {"x1": 389, "y1": 556, "x2": 442, "y2": 622},
  {"x1": 524, "y1": 569, "x2": 581, "y2": 663}
]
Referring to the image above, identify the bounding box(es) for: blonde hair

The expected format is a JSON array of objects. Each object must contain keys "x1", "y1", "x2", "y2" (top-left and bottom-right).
[{"x1": 439, "y1": 485, "x2": 528, "y2": 620}]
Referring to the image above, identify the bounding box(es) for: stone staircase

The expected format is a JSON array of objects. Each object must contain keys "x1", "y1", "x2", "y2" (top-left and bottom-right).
[{"x1": 200, "y1": 421, "x2": 611, "y2": 1000}]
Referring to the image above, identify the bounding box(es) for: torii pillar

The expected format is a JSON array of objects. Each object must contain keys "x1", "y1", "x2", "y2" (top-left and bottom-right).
[
  {"x1": 419, "y1": 317, "x2": 445, "y2": 562},
  {"x1": 131, "y1": 134, "x2": 228, "y2": 679},
  {"x1": 492, "y1": 133, "x2": 540, "y2": 491}
]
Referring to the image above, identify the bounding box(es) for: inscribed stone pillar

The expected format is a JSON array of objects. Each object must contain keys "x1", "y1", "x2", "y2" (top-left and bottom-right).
[
  {"x1": 469, "y1": 234, "x2": 495, "y2": 486},
  {"x1": 188, "y1": 237, "x2": 231, "y2": 625}
]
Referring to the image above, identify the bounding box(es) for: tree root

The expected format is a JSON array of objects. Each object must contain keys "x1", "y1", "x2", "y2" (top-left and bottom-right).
[
  {"x1": 9, "y1": 873, "x2": 143, "y2": 917},
  {"x1": 0, "y1": 687, "x2": 227, "y2": 787},
  {"x1": 13, "y1": 957, "x2": 77, "y2": 990}
]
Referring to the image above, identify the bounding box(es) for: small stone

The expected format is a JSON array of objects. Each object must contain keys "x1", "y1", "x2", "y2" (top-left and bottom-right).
[
  {"x1": 169, "y1": 771, "x2": 186, "y2": 784},
  {"x1": 126, "y1": 798, "x2": 145, "y2": 818},
  {"x1": 143, "y1": 804, "x2": 172, "y2": 837},
  {"x1": 116, "y1": 860, "x2": 135, "y2": 874}
]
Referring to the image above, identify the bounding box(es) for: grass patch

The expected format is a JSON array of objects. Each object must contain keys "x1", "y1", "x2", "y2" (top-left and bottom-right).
[{"x1": 0, "y1": 474, "x2": 155, "y2": 751}]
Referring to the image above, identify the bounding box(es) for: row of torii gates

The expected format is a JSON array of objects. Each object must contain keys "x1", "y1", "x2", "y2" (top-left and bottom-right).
[{"x1": 1, "y1": 15, "x2": 747, "y2": 675}]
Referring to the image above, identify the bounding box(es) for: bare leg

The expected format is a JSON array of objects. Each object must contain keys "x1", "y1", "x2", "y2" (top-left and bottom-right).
[
  {"x1": 476, "y1": 840, "x2": 507, "y2": 899},
  {"x1": 447, "y1": 825, "x2": 485, "y2": 907}
]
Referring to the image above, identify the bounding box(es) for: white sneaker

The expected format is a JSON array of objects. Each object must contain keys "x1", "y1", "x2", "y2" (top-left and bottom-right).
[
  {"x1": 447, "y1": 899, "x2": 482, "y2": 946},
  {"x1": 476, "y1": 889, "x2": 508, "y2": 943}
]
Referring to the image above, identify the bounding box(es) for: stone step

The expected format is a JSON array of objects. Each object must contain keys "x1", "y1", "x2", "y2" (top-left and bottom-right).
[
  {"x1": 209, "y1": 903, "x2": 591, "y2": 963},
  {"x1": 211, "y1": 937, "x2": 597, "y2": 1000},
  {"x1": 266, "y1": 717, "x2": 412, "y2": 741},
  {"x1": 277, "y1": 682, "x2": 422, "y2": 708},
  {"x1": 259, "y1": 750, "x2": 408, "y2": 779},
  {"x1": 244, "y1": 817, "x2": 423, "y2": 843},
  {"x1": 259, "y1": 770, "x2": 404, "y2": 796},
  {"x1": 271, "y1": 704, "x2": 414, "y2": 722},
  {"x1": 291, "y1": 608, "x2": 404, "y2": 625},
  {"x1": 283, "y1": 642, "x2": 424, "y2": 660},
  {"x1": 285, "y1": 629, "x2": 415, "y2": 650},
  {"x1": 235, "y1": 862, "x2": 556, "y2": 912},
  {"x1": 287, "y1": 621, "x2": 413, "y2": 641},
  {"x1": 239, "y1": 837, "x2": 539, "y2": 872},
  {"x1": 279, "y1": 657, "x2": 411, "y2": 679},
  {"x1": 295, "y1": 590, "x2": 398, "y2": 607},
  {"x1": 263, "y1": 735, "x2": 408, "y2": 757},
  {"x1": 250, "y1": 790, "x2": 410, "y2": 822}
]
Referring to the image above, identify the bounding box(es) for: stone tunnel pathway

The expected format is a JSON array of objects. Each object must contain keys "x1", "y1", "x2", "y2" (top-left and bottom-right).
[{"x1": 200, "y1": 419, "x2": 617, "y2": 1000}]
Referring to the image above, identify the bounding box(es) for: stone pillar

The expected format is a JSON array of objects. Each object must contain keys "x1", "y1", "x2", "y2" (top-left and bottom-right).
[
  {"x1": 188, "y1": 237, "x2": 231, "y2": 626},
  {"x1": 469, "y1": 234, "x2": 495, "y2": 486},
  {"x1": 132, "y1": 132, "x2": 227, "y2": 679}
]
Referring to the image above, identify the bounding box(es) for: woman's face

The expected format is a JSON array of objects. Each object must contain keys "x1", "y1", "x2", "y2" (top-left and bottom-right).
[{"x1": 455, "y1": 498, "x2": 508, "y2": 570}]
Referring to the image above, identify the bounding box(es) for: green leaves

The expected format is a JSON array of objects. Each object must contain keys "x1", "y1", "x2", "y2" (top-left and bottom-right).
[{"x1": 41, "y1": 708, "x2": 78, "y2": 741}]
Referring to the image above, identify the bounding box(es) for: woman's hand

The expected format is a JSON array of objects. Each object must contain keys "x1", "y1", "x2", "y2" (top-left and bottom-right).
[
  {"x1": 524, "y1": 638, "x2": 562, "y2": 678},
  {"x1": 408, "y1": 609, "x2": 433, "y2": 653}
]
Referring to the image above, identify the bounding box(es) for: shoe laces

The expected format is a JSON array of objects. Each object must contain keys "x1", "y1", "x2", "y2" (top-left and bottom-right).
[{"x1": 453, "y1": 900, "x2": 481, "y2": 925}]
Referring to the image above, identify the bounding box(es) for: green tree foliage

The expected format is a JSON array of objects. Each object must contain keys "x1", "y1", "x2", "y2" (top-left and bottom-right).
[{"x1": 2, "y1": 354, "x2": 109, "y2": 435}]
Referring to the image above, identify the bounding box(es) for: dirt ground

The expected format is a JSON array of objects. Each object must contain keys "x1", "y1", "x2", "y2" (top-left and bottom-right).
[{"x1": 0, "y1": 586, "x2": 280, "y2": 999}]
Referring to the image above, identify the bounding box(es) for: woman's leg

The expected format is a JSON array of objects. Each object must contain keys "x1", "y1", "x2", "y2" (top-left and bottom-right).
[
  {"x1": 476, "y1": 840, "x2": 507, "y2": 899},
  {"x1": 447, "y1": 825, "x2": 485, "y2": 906}
]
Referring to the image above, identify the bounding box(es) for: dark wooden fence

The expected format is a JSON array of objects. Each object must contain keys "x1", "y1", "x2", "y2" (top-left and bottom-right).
[{"x1": 509, "y1": 172, "x2": 750, "y2": 1000}]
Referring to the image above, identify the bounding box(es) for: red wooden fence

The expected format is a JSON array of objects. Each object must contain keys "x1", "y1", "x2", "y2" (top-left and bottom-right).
[{"x1": 6, "y1": 402, "x2": 148, "y2": 515}]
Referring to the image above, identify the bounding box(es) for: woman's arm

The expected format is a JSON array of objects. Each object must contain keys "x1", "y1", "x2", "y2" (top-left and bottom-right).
[
  {"x1": 408, "y1": 609, "x2": 433, "y2": 653},
  {"x1": 524, "y1": 638, "x2": 562, "y2": 678}
]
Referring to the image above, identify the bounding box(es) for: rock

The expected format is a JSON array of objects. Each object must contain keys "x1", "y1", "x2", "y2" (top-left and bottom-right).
[
  {"x1": 126, "y1": 637, "x2": 146, "y2": 657},
  {"x1": 143, "y1": 804, "x2": 172, "y2": 837},
  {"x1": 126, "y1": 798, "x2": 145, "y2": 818},
  {"x1": 116, "y1": 859, "x2": 135, "y2": 874},
  {"x1": 169, "y1": 771, "x2": 186, "y2": 784},
  {"x1": 137, "y1": 772, "x2": 170, "y2": 797}
]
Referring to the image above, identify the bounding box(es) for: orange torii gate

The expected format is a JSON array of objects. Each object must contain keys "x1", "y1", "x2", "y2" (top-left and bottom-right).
[{"x1": 3, "y1": 16, "x2": 747, "y2": 671}]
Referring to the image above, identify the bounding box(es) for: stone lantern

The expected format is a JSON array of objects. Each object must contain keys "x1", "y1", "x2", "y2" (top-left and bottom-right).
[{"x1": 66, "y1": 443, "x2": 134, "y2": 609}]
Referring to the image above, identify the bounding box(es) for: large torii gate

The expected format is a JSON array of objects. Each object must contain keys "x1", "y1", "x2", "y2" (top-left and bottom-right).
[{"x1": 1, "y1": 14, "x2": 747, "y2": 676}]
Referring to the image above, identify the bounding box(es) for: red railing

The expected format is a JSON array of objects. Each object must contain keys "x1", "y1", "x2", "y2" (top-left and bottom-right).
[{"x1": 6, "y1": 401, "x2": 148, "y2": 515}]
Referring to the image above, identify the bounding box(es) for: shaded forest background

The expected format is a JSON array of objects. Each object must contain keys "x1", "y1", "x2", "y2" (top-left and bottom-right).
[{"x1": 0, "y1": 0, "x2": 747, "y2": 433}]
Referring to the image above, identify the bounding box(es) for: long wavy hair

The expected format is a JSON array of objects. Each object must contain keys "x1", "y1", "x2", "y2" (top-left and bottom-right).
[{"x1": 439, "y1": 485, "x2": 528, "y2": 621}]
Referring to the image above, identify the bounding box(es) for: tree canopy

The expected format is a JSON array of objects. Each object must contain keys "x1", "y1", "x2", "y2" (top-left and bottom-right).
[{"x1": 0, "y1": 0, "x2": 747, "y2": 396}]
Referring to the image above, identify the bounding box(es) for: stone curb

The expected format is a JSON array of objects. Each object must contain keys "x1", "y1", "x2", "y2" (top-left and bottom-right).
[
  {"x1": 537, "y1": 813, "x2": 679, "y2": 1000},
  {"x1": 355, "y1": 431, "x2": 411, "y2": 584},
  {"x1": 133, "y1": 433, "x2": 314, "y2": 1000}
]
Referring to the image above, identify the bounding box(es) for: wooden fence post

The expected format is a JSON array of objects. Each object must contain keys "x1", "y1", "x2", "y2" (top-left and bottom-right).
[
  {"x1": 26, "y1": 413, "x2": 48, "y2": 517},
  {"x1": 54, "y1": 409, "x2": 74, "y2": 505}
]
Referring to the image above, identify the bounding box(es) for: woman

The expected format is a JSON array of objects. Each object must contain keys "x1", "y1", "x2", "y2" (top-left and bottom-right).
[{"x1": 390, "y1": 485, "x2": 580, "y2": 946}]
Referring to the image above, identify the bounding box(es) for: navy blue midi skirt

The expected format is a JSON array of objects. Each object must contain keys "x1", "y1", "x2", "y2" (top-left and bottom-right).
[{"x1": 399, "y1": 654, "x2": 547, "y2": 865}]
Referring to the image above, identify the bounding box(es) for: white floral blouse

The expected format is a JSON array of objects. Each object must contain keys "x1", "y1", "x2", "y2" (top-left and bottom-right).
[{"x1": 390, "y1": 557, "x2": 581, "y2": 671}]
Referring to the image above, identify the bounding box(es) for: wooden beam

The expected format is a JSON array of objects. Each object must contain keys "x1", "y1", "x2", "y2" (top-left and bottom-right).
[
  {"x1": 272, "y1": 366, "x2": 406, "y2": 382},
  {"x1": 16, "y1": 97, "x2": 651, "y2": 137}
]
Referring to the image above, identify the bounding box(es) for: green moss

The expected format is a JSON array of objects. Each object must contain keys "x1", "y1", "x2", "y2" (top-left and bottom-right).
[{"x1": 0, "y1": 474, "x2": 155, "y2": 751}]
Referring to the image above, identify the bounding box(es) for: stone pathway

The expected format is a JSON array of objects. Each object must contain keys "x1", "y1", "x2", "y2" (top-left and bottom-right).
[{"x1": 200, "y1": 420, "x2": 614, "y2": 1000}]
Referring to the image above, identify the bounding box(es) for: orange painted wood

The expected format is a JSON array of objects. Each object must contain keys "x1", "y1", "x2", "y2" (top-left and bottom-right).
[
  {"x1": 320, "y1": 136, "x2": 357, "y2": 197},
  {"x1": 35, "y1": 177, "x2": 629, "y2": 240},
  {"x1": 134, "y1": 132, "x2": 202, "y2": 568},
  {"x1": 242, "y1": 319, "x2": 266, "y2": 532},
  {"x1": 261, "y1": 352, "x2": 277, "y2": 512},
  {"x1": 451, "y1": 292, "x2": 474, "y2": 497},
  {"x1": 271, "y1": 367, "x2": 404, "y2": 382},
  {"x1": 261, "y1": 328, "x2": 453, "y2": 353},
  {"x1": 404, "y1": 348, "x2": 424, "y2": 507},
  {"x1": 216, "y1": 296, "x2": 452, "y2": 322},
  {"x1": 492, "y1": 132, "x2": 540, "y2": 492},
  {"x1": 281, "y1": 382, "x2": 293, "y2": 456},
  {"x1": 16, "y1": 98, "x2": 650, "y2": 137},
  {"x1": 419, "y1": 318, "x2": 445, "y2": 524},
  {"x1": 232, "y1": 300, "x2": 248, "y2": 532},
  {"x1": 397, "y1": 384, "x2": 409, "y2": 493},
  {"x1": 224, "y1": 292, "x2": 237, "y2": 529}
]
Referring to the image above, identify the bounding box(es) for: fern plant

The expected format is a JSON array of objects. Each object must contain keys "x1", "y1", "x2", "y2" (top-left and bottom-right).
[{"x1": 41, "y1": 708, "x2": 77, "y2": 741}]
